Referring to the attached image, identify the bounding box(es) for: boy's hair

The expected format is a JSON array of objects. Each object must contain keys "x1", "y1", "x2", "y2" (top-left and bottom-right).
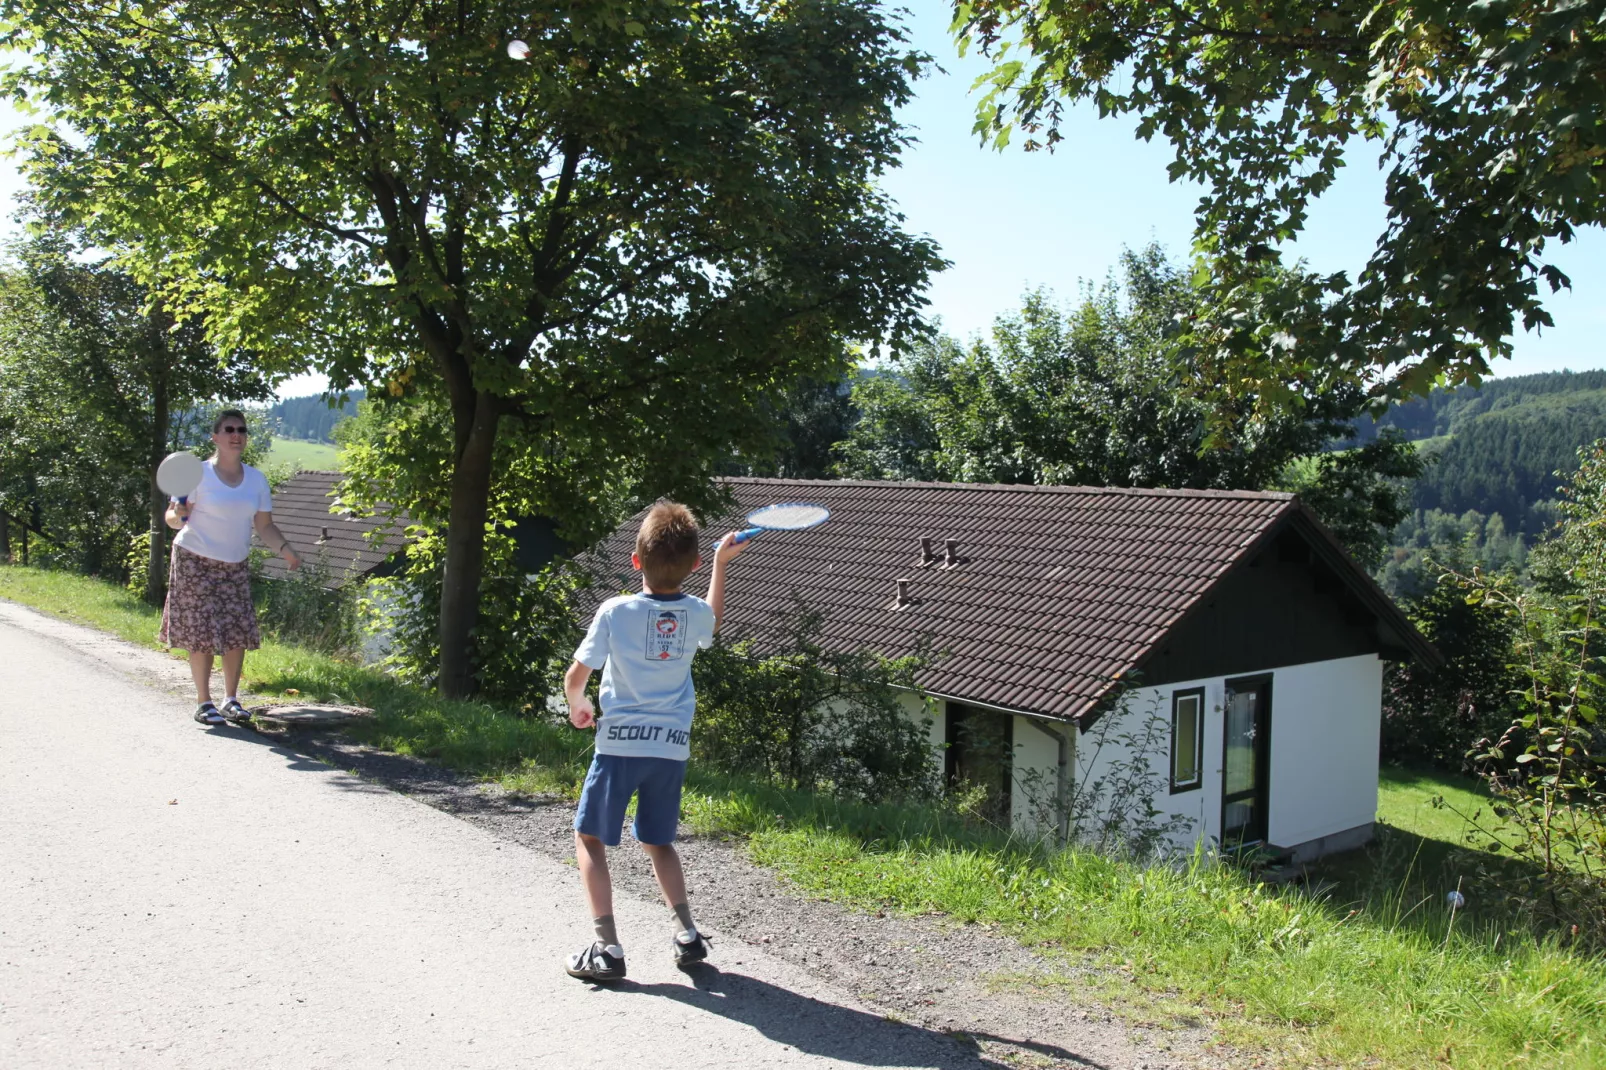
[
  {"x1": 636, "y1": 502, "x2": 701, "y2": 590},
  {"x1": 212, "y1": 408, "x2": 247, "y2": 433}
]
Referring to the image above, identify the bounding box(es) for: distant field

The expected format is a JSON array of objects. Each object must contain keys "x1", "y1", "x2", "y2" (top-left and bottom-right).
[{"x1": 266, "y1": 437, "x2": 340, "y2": 471}]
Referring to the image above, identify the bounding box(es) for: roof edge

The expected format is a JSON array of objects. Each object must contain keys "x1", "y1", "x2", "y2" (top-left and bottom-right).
[{"x1": 714, "y1": 475, "x2": 1296, "y2": 503}]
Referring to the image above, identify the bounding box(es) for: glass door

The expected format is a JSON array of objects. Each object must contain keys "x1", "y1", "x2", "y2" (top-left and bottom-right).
[{"x1": 1221, "y1": 676, "x2": 1271, "y2": 845}]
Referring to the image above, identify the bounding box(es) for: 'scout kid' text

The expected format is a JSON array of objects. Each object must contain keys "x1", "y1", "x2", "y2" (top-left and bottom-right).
[{"x1": 604, "y1": 723, "x2": 691, "y2": 747}]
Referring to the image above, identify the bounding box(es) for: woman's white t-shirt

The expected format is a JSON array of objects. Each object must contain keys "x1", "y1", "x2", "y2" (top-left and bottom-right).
[{"x1": 172, "y1": 460, "x2": 273, "y2": 563}]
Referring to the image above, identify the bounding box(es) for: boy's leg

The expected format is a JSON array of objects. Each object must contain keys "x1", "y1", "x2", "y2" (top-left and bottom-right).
[
  {"x1": 567, "y1": 754, "x2": 633, "y2": 980},
  {"x1": 575, "y1": 831, "x2": 618, "y2": 945},
  {"x1": 633, "y1": 758, "x2": 705, "y2": 962}
]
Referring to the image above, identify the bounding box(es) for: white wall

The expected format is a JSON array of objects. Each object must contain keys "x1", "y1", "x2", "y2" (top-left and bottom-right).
[
  {"x1": 1040, "y1": 654, "x2": 1384, "y2": 855},
  {"x1": 1265, "y1": 655, "x2": 1384, "y2": 849}
]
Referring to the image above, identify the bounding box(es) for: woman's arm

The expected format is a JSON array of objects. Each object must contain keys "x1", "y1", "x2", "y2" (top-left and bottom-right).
[{"x1": 253, "y1": 511, "x2": 301, "y2": 570}]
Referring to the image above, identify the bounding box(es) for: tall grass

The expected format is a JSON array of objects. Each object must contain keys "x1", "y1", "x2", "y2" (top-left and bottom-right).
[{"x1": 6, "y1": 563, "x2": 1606, "y2": 1067}]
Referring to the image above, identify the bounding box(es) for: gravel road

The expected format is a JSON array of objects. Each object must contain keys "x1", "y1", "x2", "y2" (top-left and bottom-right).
[{"x1": 0, "y1": 600, "x2": 1207, "y2": 1070}]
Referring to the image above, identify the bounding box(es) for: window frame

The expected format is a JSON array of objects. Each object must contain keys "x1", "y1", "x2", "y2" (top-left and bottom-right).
[{"x1": 1169, "y1": 687, "x2": 1206, "y2": 794}]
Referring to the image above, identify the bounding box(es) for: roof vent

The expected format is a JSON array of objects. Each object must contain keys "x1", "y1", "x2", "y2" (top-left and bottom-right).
[
  {"x1": 890, "y1": 577, "x2": 914, "y2": 610},
  {"x1": 318, "y1": 526, "x2": 330, "y2": 544},
  {"x1": 918, "y1": 538, "x2": 938, "y2": 567},
  {"x1": 943, "y1": 539, "x2": 963, "y2": 567}
]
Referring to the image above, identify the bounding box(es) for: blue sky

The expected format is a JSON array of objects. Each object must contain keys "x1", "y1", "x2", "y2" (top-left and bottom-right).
[{"x1": 4, "y1": 4, "x2": 1601, "y2": 400}]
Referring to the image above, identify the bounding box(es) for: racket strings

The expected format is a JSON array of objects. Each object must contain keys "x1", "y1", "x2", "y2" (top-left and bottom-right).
[{"x1": 747, "y1": 504, "x2": 829, "y2": 530}]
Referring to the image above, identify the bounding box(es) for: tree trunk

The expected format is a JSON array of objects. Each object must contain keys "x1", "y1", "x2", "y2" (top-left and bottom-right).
[
  {"x1": 0, "y1": 511, "x2": 9, "y2": 563},
  {"x1": 437, "y1": 392, "x2": 500, "y2": 699},
  {"x1": 145, "y1": 356, "x2": 170, "y2": 606}
]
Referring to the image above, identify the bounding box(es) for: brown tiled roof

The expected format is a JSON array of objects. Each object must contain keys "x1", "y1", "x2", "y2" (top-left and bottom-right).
[
  {"x1": 578, "y1": 477, "x2": 1436, "y2": 725},
  {"x1": 256, "y1": 470, "x2": 410, "y2": 588}
]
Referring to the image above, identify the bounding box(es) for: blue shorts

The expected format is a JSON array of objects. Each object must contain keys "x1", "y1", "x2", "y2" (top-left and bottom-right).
[{"x1": 573, "y1": 754, "x2": 688, "y2": 846}]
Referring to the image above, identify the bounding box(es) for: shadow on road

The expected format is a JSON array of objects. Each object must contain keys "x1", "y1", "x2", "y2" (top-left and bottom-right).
[
  {"x1": 201, "y1": 723, "x2": 394, "y2": 792},
  {"x1": 595, "y1": 965, "x2": 1109, "y2": 1070}
]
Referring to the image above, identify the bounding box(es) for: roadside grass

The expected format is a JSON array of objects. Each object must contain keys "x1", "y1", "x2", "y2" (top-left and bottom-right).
[{"x1": 5, "y1": 563, "x2": 1605, "y2": 1067}]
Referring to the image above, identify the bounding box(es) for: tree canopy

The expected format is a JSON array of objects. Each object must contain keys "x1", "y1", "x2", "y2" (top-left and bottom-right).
[
  {"x1": 954, "y1": 1, "x2": 1606, "y2": 407},
  {"x1": 5, "y1": 0, "x2": 942, "y2": 695},
  {"x1": 835, "y1": 244, "x2": 1422, "y2": 565},
  {"x1": 0, "y1": 233, "x2": 270, "y2": 591}
]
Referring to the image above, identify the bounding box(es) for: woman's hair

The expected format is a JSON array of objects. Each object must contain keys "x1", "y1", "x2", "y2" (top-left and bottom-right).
[
  {"x1": 212, "y1": 408, "x2": 247, "y2": 433},
  {"x1": 635, "y1": 502, "x2": 701, "y2": 589}
]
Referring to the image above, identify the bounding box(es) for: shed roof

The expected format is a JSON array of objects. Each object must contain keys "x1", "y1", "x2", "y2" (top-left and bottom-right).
[
  {"x1": 578, "y1": 477, "x2": 1438, "y2": 725},
  {"x1": 256, "y1": 470, "x2": 410, "y2": 588}
]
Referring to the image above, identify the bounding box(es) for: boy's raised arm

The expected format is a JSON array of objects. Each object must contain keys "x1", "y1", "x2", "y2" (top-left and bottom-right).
[{"x1": 707, "y1": 533, "x2": 748, "y2": 634}]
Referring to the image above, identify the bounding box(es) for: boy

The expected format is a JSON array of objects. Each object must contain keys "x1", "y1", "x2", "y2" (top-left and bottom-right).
[{"x1": 563, "y1": 501, "x2": 746, "y2": 981}]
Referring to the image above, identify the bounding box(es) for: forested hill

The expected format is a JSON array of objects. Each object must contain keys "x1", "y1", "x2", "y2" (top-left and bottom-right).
[
  {"x1": 269, "y1": 390, "x2": 363, "y2": 443},
  {"x1": 1356, "y1": 370, "x2": 1606, "y2": 537}
]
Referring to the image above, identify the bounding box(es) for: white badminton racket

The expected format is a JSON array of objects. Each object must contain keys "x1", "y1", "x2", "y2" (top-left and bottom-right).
[{"x1": 731, "y1": 502, "x2": 831, "y2": 544}]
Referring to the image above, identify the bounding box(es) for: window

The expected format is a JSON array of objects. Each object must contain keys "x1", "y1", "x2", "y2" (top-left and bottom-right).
[{"x1": 1170, "y1": 688, "x2": 1204, "y2": 793}]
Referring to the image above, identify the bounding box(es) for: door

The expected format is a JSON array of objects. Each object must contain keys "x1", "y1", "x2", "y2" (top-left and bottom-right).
[
  {"x1": 946, "y1": 703, "x2": 1013, "y2": 826},
  {"x1": 1221, "y1": 675, "x2": 1272, "y2": 846}
]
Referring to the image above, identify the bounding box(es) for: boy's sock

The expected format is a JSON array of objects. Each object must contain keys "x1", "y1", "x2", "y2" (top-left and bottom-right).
[
  {"x1": 594, "y1": 914, "x2": 620, "y2": 951},
  {"x1": 672, "y1": 902, "x2": 697, "y2": 941}
]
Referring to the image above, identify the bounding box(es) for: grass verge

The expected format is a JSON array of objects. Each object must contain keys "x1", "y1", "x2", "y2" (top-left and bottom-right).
[{"x1": 4, "y1": 564, "x2": 1604, "y2": 1068}]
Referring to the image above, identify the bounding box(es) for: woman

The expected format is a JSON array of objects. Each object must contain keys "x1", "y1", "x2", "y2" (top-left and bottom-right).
[{"x1": 161, "y1": 409, "x2": 302, "y2": 725}]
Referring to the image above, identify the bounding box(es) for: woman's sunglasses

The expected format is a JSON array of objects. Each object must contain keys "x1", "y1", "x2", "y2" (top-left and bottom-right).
[{"x1": 219, "y1": 425, "x2": 250, "y2": 435}]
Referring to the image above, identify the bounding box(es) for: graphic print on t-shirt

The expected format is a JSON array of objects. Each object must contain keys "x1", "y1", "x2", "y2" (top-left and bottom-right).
[{"x1": 645, "y1": 608, "x2": 688, "y2": 661}]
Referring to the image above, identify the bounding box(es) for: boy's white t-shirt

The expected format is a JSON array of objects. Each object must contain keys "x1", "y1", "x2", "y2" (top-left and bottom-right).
[
  {"x1": 172, "y1": 460, "x2": 273, "y2": 563},
  {"x1": 574, "y1": 591, "x2": 717, "y2": 762}
]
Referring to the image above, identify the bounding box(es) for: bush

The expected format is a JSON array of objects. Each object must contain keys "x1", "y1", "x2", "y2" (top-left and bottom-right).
[
  {"x1": 364, "y1": 523, "x2": 584, "y2": 706},
  {"x1": 1381, "y1": 544, "x2": 1524, "y2": 772},
  {"x1": 1447, "y1": 441, "x2": 1606, "y2": 944},
  {"x1": 691, "y1": 597, "x2": 940, "y2": 802},
  {"x1": 250, "y1": 548, "x2": 361, "y2": 656}
]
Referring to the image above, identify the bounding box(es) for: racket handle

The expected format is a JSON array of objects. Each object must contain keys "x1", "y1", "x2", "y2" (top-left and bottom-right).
[
  {"x1": 732, "y1": 528, "x2": 763, "y2": 544},
  {"x1": 178, "y1": 495, "x2": 189, "y2": 526}
]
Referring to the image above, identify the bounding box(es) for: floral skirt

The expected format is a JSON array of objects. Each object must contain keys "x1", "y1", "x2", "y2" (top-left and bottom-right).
[{"x1": 159, "y1": 545, "x2": 261, "y2": 654}]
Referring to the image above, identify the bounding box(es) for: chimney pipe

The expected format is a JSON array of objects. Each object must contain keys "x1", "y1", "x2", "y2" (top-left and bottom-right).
[
  {"x1": 318, "y1": 526, "x2": 330, "y2": 544},
  {"x1": 919, "y1": 538, "x2": 937, "y2": 566},
  {"x1": 895, "y1": 578, "x2": 911, "y2": 607},
  {"x1": 943, "y1": 539, "x2": 960, "y2": 566}
]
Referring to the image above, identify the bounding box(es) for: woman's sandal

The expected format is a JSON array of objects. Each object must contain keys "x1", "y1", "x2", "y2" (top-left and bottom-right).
[
  {"x1": 220, "y1": 699, "x2": 252, "y2": 724},
  {"x1": 193, "y1": 702, "x2": 226, "y2": 725}
]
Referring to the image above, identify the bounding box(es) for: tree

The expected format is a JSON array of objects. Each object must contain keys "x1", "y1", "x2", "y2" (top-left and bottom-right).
[
  {"x1": 7, "y1": 0, "x2": 941, "y2": 697},
  {"x1": 955, "y1": 1, "x2": 1606, "y2": 408},
  {"x1": 0, "y1": 234, "x2": 269, "y2": 597},
  {"x1": 836, "y1": 245, "x2": 1423, "y2": 563}
]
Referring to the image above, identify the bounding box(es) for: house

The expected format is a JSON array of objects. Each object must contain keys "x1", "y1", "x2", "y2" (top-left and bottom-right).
[
  {"x1": 579, "y1": 477, "x2": 1440, "y2": 861},
  {"x1": 255, "y1": 470, "x2": 411, "y2": 587}
]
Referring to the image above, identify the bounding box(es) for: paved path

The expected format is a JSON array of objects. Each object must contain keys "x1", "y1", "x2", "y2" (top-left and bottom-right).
[{"x1": 0, "y1": 603, "x2": 999, "y2": 1070}]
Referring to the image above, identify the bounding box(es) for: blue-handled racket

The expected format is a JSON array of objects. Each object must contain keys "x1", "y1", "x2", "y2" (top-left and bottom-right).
[{"x1": 731, "y1": 502, "x2": 830, "y2": 544}]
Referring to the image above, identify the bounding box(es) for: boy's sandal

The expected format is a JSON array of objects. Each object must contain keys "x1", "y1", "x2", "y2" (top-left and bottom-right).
[
  {"x1": 220, "y1": 699, "x2": 252, "y2": 723},
  {"x1": 566, "y1": 941, "x2": 627, "y2": 982},
  {"x1": 193, "y1": 703, "x2": 226, "y2": 725}
]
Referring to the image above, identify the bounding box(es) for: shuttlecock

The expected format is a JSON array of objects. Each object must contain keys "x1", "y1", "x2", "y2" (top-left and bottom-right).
[
  {"x1": 507, "y1": 39, "x2": 530, "y2": 60},
  {"x1": 1446, "y1": 889, "x2": 1466, "y2": 910}
]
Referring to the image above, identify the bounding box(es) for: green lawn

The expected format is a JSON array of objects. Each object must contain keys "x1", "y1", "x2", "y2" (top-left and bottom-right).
[
  {"x1": 4, "y1": 563, "x2": 1604, "y2": 1069},
  {"x1": 265, "y1": 436, "x2": 341, "y2": 471}
]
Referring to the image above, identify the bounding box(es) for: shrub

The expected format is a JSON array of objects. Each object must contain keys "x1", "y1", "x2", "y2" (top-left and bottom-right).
[
  {"x1": 692, "y1": 597, "x2": 940, "y2": 802},
  {"x1": 1382, "y1": 543, "x2": 1524, "y2": 772},
  {"x1": 364, "y1": 523, "x2": 584, "y2": 706},
  {"x1": 1448, "y1": 441, "x2": 1606, "y2": 944},
  {"x1": 250, "y1": 548, "x2": 361, "y2": 656}
]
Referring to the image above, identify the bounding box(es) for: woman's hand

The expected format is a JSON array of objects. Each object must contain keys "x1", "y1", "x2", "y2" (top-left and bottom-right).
[{"x1": 282, "y1": 545, "x2": 302, "y2": 571}]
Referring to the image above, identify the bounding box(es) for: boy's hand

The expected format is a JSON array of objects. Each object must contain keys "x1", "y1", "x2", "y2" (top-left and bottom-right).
[
  {"x1": 713, "y1": 532, "x2": 750, "y2": 565},
  {"x1": 569, "y1": 697, "x2": 595, "y2": 729}
]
